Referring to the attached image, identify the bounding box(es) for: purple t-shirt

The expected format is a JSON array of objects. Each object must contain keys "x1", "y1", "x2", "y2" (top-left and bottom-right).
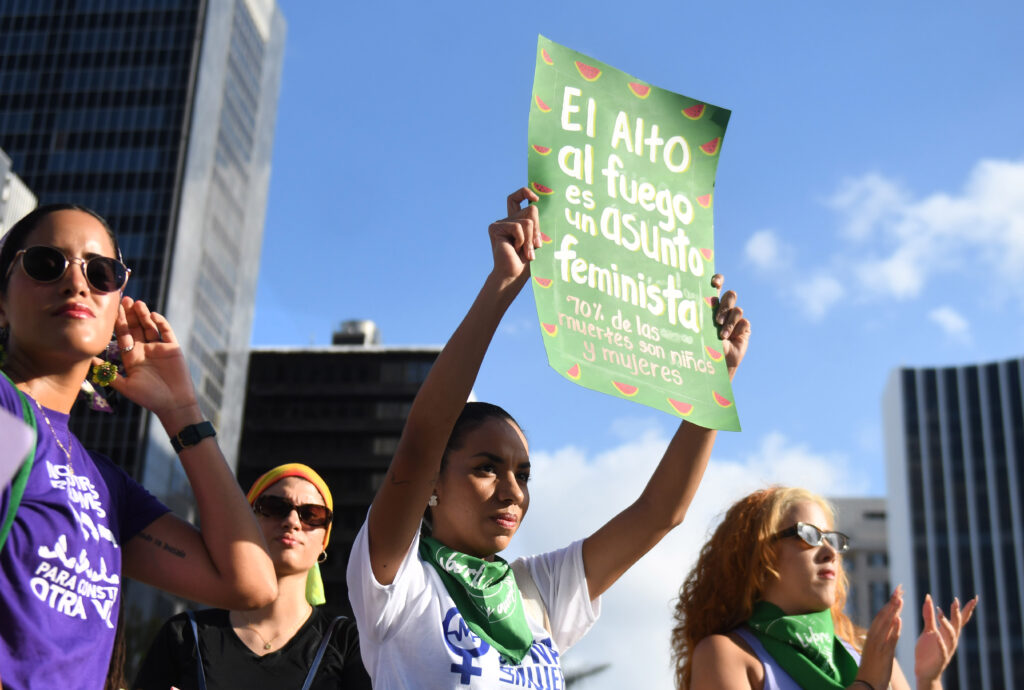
[{"x1": 0, "y1": 375, "x2": 170, "y2": 690}]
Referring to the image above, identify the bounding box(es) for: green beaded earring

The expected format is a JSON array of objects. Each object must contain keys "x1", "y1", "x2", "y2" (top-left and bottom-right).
[{"x1": 90, "y1": 360, "x2": 118, "y2": 386}]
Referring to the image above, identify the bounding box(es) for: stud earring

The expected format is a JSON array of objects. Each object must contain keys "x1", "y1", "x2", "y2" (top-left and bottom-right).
[{"x1": 428, "y1": 494, "x2": 438, "y2": 507}]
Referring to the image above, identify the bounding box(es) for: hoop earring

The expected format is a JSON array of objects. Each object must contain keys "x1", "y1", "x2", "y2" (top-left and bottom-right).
[
  {"x1": 318, "y1": 550, "x2": 327, "y2": 564},
  {"x1": 428, "y1": 494, "x2": 438, "y2": 507}
]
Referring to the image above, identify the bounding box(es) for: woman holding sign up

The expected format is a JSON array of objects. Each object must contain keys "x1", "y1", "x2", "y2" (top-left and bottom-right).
[
  {"x1": 346, "y1": 187, "x2": 750, "y2": 687},
  {"x1": 670, "y1": 486, "x2": 977, "y2": 689}
]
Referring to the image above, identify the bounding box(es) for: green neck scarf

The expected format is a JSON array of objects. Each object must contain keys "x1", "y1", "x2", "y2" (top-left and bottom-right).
[
  {"x1": 747, "y1": 601, "x2": 858, "y2": 689},
  {"x1": 419, "y1": 536, "x2": 532, "y2": 664}
]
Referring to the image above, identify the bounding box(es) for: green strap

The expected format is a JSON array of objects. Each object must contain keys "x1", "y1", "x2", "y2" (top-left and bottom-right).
[{"x1": 0, "y1": 373, "x2": 38, "y2": 552}]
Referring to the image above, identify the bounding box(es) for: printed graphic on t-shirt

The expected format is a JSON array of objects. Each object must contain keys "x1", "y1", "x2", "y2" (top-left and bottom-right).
[
  {"x1": 29, "y1": 460, "x2": 120, "y2": 627},
  {"x1": 441, "y1": 607, "x2": 565, "y2": 688}
]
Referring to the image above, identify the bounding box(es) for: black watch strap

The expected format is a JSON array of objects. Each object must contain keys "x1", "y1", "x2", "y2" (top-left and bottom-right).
[{"x1": 170, "y1": 421, "x2": 216, "y2": 453}]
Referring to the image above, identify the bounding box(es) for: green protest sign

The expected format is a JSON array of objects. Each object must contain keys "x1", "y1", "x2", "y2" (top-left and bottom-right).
[{"x1": 528, "y1": 36, "x2": 739, "y2": 431}]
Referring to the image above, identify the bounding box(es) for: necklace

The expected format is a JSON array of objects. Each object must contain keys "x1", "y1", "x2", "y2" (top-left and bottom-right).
[
  {"x1": 30, "y1": 395, "x2": 74, "y2": 476},
  {"x1": 243, "y1": 625, "x2": 283, "y2": 651}
]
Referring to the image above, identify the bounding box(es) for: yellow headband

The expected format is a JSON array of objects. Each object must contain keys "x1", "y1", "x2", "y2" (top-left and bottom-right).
[{"x1": 247, "y1": 463, "x2": 333, "y2": 549}]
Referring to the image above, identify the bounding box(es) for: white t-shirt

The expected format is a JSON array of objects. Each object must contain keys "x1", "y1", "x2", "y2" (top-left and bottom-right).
[{"x1": 347, "y1": 520, "x2": 601, "y2": 689}]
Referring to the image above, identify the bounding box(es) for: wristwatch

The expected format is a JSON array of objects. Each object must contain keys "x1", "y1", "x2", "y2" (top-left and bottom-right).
[{"x1": 170, "y1": 421, "x2": 217, "y2": 453}]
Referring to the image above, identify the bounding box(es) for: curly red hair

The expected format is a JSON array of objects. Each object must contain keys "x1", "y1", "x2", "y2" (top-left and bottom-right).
[{"x1": 670, "y1": 487, "x2": 861, "y2": 689}]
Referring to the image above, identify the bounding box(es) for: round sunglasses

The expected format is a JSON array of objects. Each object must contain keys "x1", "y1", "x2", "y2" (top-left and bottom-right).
[
  {"x1": 253, "y1": 494, "x2": 332, "y2": 528},
  {"x1": 6, "y1": 245, "x2": 130, "y2": 293},
  {"x1": 774, "y1": 521, "x2": 850, "y2": 553}
]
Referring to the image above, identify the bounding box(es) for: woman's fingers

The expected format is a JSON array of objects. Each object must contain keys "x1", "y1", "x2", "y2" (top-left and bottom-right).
[
  {"x1": 150, "y1": 312, "x2": 178, "y2": 346},
  {"x1": 507, "y1": 187, "x2": 539, "y2": 217},
  {"x1": 132, "y1": 300, "x2": 161, "y2": 342},
  {"x1": 922, "y1": 593, "x2": 936, "y2": 633},
  {"x1": 961, "y1": 596, "x2": 978, "y2": 625}
]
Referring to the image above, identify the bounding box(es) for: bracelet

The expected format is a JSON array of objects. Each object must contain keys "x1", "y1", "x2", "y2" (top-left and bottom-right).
[
  {"x1": 170, "y1": 421, "x2": 216, "y2": 453},
  {"x1": 852, "y1": 681, "x2": 876, "y2": 690}
]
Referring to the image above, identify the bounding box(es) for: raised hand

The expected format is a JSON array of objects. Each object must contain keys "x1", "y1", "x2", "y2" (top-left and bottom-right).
[
  {"x1": 487, "y1": 187, "x2": 542, "y2": 285},
  {"x1": 101, "y1": 296, "x2": 198, "y2": 420},
  {"x1": 914, "y1": 594, "x2": 978, "y2": 685},
  {"x1": 855, "y1": 585, "x2": 903, "y2": 690},
  {"x1": 710, "y1": 274, "x2": 750, "y2": 380}
]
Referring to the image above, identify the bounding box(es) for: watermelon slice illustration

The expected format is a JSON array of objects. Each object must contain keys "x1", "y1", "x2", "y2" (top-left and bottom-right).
[
  {"x1": 712, "y1": 391, "x2": 732, "y2": 408},
  {"x1": 667, "y1": 398, "x2": 694, "y2": 416},
  {"x1": 705, "y1": 345, "x2": 723, "y2": 362},
  {"x1": 535, "y1": 95, "x2": 552, "y2": 112},
  {"x1": 533, "y1": 277, "x2": 553, "y2": 288},
  {"x1": 539, "y1": 231, "x2": 552, "y2": 244},
  {"x1": 612, "y1": 381, "x2": 639, "y2": 397},
  {"x1": 575, "y1": 61, "x2": 602, "y2": 81},
  {"x1": 531, "y1": 182, "x2": 554, "y2": 196},
  {"x1": 541, "y1": 48, "x2": 554, "y2": 65},
  {"x1": 696, "y1": 193, "x2": 712, "y2": 208},
  {"x1": 566, "y1": 363, "x2": 581, "y2": 380},
  {"x1": 699, "y1": 248, "x2": 713, "y2": 261},
  {"x1": 628, "y1": 82, "x2": 651, "y2": 99},
  {"x1": 682, "y1": 103, "x2": 706, "y2": 120},
  {"x1": 700, "y1": 137, "x2": 721, "y2": 155},
  {"x1": 541, "y1": 323, "x2": 557, "y2": 336},
  {"x1": 531, "y1": 144, "x2": 552, "y2": 155}
]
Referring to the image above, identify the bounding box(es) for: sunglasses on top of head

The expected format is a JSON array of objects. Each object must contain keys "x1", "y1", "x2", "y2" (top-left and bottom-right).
[
  {"x1": 773, "y1": 521, "x2": 850, "y2": 553},
  {"x1": 6, "y1": 245, "x2": 130, "y2": 293},
  {"x1": 253, "y1": 494, "x2": 332, "y2": 528}
]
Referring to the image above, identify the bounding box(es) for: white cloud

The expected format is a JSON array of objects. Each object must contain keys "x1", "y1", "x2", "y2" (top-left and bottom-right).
[
  {"x1": 802, "y1": 273, "x2": 846, "y2": 321},
  {"x1": 744, "y1": 229, "x2": 791, "y2": 273},
  {"x1": 928, "y1": 305, "x2": 971, "y2": 342},
  {"x1": 831, "y1": 158, "x2": 1024, "y2": 300},
  {"x1": 506, "y1": 426, "x2": 863, "y2": 689}
]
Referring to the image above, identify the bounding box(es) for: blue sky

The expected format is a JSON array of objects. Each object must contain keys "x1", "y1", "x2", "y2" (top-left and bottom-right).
[{"x1": 254, "y1": 1, "x2": 1023, "y2": 684}]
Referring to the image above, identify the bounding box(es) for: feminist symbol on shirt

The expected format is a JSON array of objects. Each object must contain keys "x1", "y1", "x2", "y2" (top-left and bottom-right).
[{"x1": 442, "y1": 607, "x2": 489, "y2": 684}]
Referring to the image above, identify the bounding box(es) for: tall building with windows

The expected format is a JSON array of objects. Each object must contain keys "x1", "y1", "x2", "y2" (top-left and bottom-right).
[
  {"x1": 884, "y1": 357, "x2": 1024, "y2": 690},
  {"x1": 0, "y1": 1, "x2": 285, "y2": 507},
  {"x1": 238, "y1": 321, "x2": 442, "y2": 614},
  {"x1": 0, "y1": 146, "x2": 37, "y2": 233},
  {"x1": 829, "y1": 496, "x2": 889, "y2": 629}
]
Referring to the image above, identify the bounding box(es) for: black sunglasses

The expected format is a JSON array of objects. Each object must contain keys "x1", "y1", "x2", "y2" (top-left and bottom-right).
[
  {"x1": 774, "y1": 522, "x2": 850, "y2": 553},
  {"x1": 253, "y1": 494, "x2": 332, "y2": 528},
  {"x1": 7, "y1": 245, "x2": 130, "y2": 293}
]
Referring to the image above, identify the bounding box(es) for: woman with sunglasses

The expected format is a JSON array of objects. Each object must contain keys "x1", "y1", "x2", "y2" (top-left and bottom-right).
[
  {"x1": 670, "y1": 486, "x2": 977, "y2": 690},
  {"x1": 346, "y1": 188, "x2": 750, "y2": 687},
  {"x1": 135, "y1": 463, "x2": 371, "y2": 689},
  {"x1": 0, "y1": 205, "x2": 276, "y2": 690}
]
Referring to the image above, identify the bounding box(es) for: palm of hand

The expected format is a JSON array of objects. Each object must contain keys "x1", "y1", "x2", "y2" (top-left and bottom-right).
[
  {"x1": 915, "y1": 630, "x2": 948, "y2": 680},
  {"x1": 117, "y1": 342, "x2": 192, "y2": 413}
]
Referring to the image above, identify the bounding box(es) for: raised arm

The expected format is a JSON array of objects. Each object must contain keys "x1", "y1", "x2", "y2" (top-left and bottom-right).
[
  {"x1": 581, "y1": 276, "x2": 750, "y2": 599},
  {"x1": 113, "y1": 297, "x2": 277, "y2": 609},
  {"x1": 367, "y1": 188, "x2": 541, "y2": 585}
]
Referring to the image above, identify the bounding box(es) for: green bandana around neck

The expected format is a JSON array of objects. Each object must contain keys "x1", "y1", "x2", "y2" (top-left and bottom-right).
[
  {"x1": 747, "y1": 601, "x2": 858, "y2": 689},
  {"x1": 419, "y1": 535, "x2": 533, "y2": 664}
]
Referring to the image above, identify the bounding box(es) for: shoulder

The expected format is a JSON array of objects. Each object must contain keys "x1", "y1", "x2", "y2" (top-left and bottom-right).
[
  {"x1": 0, "y1": 371, "x2": 24, "y2": 415},
  {"x1": 691, "y1": 632, "x2": 761, "y2": 689}
]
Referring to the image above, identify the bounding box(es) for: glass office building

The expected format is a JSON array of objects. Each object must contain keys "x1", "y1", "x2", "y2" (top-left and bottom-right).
[
  {"x1": 0, "y1": 1, "x2": 285, "y2": 508},
  {"x1": 0, "y1": 1, "x2": 285, "y2": 649},
  {"x1": 884, "y1": 357, "x2": 1024, "y2": 689}
]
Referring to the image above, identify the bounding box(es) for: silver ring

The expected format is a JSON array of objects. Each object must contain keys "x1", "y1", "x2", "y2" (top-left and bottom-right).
[{"x1": 121, "y1": 344, "x2": 135, "y2": 353}]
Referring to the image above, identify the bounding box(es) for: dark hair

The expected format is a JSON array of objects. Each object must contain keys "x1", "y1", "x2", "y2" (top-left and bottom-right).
[
  {"x1": 441, "y1": 402, "x2": 523, "y2": 471},
  {"x1": 0, "y1": 203, "x2": 118, "y2": 293}
]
